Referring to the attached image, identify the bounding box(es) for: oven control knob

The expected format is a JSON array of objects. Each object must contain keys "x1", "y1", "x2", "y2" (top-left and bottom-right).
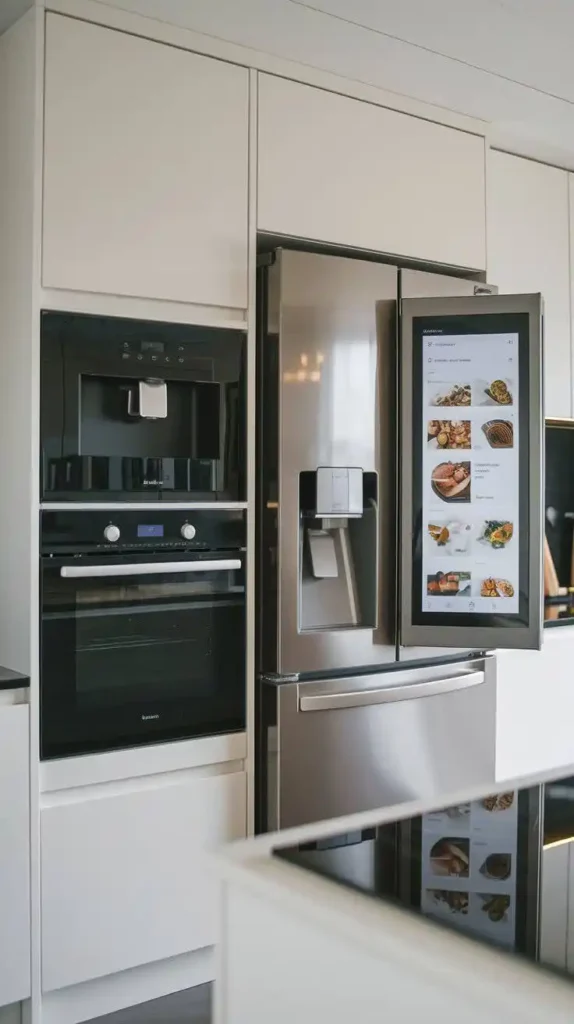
[
  {"x1": 104, "y1": 524, "x2": 120, "y2": 543},
  {"x1": 181, "y1": 523, "x2": 196, "y2": 541}
]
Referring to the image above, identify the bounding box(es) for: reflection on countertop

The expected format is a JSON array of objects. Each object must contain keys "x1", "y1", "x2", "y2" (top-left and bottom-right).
[
  {"x1": 274, "y1": 769, "x2": 574, "y2": 975},
  {"x1": 0, "y1": 665, "x2": 29, "y2": 691}
]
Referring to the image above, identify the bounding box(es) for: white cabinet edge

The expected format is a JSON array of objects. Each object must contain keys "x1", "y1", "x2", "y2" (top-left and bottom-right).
[{"x1": 41, "y1": 731, "x2": 247, "y2": 794}]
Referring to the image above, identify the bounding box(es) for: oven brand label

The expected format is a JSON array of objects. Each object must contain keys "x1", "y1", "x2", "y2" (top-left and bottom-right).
[{"x1": 141, "y1": 713, "x2": 160, "y2": 721}]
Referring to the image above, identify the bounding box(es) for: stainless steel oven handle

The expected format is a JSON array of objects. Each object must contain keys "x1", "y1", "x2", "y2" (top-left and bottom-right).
[
  {"x1": 60, "y1": 559, "x2": 241, "y2": 579},
  {"x1": 298, "y1": 670, "x2": 485, "y2": 712}
]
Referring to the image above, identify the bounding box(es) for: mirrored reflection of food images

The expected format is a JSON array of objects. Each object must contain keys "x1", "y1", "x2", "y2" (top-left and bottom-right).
[
  {"x1": 482, "y1": 793, "x2": 515, "y2": 813},
  {"x1": 445, "y1": 803, "x2": 471, "y2": 819},
  {"x1": 480, "y1": 521, "x2": 513, "y2": 550},
  {"x1": 479, "y1": 893, "x2": 511, "y2": 923},
  {"x1": 431, "y1": 462, "x2": 471, "y2": 502},
  {"x1": 427, "y1": 572, "x2": 471, "y2": 597},
  {"x1": 482, "y1": 419, "x2": 514, "y2": 449},
  {"x1": 428, "y1": 890, "x2": 469, "y2": 915},
  {"x1": 479, "y1": 853, "x2": 512, "y2": 881},
  {"x1": 428, "y1": 420, "x2": 471, "y2": 450},
  {"x1": 480, "y1": 578, "x2": 515, "y2": 598},
  {"x1": 431, "y1": 384, "x2": 471, "y2": 407},
  {"x1": 429, "y1": 838, "x2": 469, "y2": 877},
  {"x1": 484, "y1": 379, "x2": 513, "y2": 406}
]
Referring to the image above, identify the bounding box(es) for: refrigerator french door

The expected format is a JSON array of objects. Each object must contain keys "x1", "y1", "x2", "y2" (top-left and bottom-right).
[
  {"x1": 400, "y1": 290, "x2": 543, "y2": 651},
  {"x1": 256, "y1": 248, "x2": 544, "y2": 831}
]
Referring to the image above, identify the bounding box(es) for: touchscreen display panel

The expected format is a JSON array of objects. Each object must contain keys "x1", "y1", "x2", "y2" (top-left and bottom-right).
[{"x1": 412, "y1": 312, "x2": 530, "y2": 630}]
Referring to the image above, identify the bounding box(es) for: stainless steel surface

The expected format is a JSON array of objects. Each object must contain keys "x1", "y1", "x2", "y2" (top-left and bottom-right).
[
  {"x1": 268, "y1": 249, "x2": 398, "y2": 674},
  {"x1": 265, "y1": 655, "x2": 496, "y2": 829},
  {"x1": 298, "y1": 668, "x2": 484, "y2": 711},
  {"x1": 398, "y1": 268, "x2": 493, "y2": 662},
  {"x1": 400, "y1": 291, "x2": 543, "y2": 651},
  {"x1": 400, "y1": 269, "x2": 497, "y2": 299},
  {"x1": 60, "y1": 559, "x2": 241, "y2": 578}
]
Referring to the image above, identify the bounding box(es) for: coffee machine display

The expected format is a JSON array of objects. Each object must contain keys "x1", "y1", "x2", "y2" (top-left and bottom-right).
[{"x1": 41, "y1": 311, "x2": 246, "y2": 502}]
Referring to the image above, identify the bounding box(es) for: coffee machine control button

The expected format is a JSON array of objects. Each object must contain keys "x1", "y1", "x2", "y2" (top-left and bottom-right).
[
  {"x1": 181, "y1": 523, "x2": 196, "y2": 541},
  {"x1": 104, "y1": 524, "x2": 120, "y2": 543}
]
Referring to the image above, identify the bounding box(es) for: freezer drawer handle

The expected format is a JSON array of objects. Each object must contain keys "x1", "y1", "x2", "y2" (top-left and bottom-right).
[
  {"x1": 60, "y1": 560, "x2": 241, "y2": 579},
  {"x1": 298, "y1": 670, "x2": 485, "y2": 712}
]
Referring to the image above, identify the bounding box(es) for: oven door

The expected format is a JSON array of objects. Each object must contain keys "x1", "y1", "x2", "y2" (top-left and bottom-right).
[{"x1": 40, "y1": 552, "x2": 245, "y2": 759}]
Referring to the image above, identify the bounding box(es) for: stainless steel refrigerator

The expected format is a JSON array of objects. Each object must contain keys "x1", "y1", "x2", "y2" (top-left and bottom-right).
[{"x1": 256, "y1": 248, "x2": 543, "y2": 831}]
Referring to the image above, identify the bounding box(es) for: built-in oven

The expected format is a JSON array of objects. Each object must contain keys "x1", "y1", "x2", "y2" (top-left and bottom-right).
[
  {"x1": 40, "y1": 508, "x2": 246, "y2": 759},
  {"x1": 40, "y1": 311, "x2": 246, "y2": 502}
]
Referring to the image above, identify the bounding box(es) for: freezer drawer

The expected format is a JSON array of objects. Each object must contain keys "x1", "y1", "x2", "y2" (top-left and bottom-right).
[{"x1": 262, "y1": 656, "x2": 495, "y2": 830}]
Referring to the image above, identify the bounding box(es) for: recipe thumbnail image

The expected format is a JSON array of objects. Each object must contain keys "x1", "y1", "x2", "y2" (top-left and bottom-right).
[
  {"x1": 479, "y1": 577, "x2": 515, "y2": 599},
  {"x1": 475, "y1": 378, "x2": 514, "y2": 407},
  {"x1": 427, "y1": 419, "x2": 471, "y2": 450},
  {"x1": 476, "y1": 520, "x2": 514, "y2": 551},
  {"x1": 430, "y1": 461, "x2": 471, "y2": 502},
  {"x1": 480, "y1": 417, "x2": 514, "y2": 450},
  {"x1": 429, "y1": 383, "x2": 471, "y2": 408},
  {"x1": 427, "y1": 571, "x2": 471, "y2": 597},
  {"x1": 429, "y1": 838, "x2": 469, "y2": 878},
  {"x1": 427, "y1": 520, "x2": 473, "y2": 555}
]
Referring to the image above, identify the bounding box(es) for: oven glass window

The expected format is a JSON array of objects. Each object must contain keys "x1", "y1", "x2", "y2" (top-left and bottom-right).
[{"x1": 41, "y1": 560, "x2": 245, "y2": 758}]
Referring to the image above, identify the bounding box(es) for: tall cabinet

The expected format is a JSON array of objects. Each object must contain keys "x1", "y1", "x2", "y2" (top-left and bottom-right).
[
  {"x1": 487, "y1": 149, "x2": 572, "y2": 418},
  {"x1": 42, "y1": 14, "x2": 249, "y2": 312}
]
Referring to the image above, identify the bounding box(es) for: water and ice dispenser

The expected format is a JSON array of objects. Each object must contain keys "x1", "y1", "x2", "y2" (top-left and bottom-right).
[{"x1": 299, "y1": 466, "x2": 378, "y2": 632}]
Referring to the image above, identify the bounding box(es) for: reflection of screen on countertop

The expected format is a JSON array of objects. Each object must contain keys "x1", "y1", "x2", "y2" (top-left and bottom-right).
[{"x1": 423, "y1": 332, "x2": 519, "y2": 616}]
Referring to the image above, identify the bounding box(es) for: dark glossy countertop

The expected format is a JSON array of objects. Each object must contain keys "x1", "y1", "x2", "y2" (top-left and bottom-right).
[
  {"x1": 0, "y1": 665, "x2": 29, "y2": 691},
  {"x1": 274, "y1": 773, "x2": 574, "y2": 970}
]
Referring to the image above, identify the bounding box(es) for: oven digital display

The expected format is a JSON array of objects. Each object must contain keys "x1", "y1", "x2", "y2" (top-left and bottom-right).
[{"x1": 137, "y1": 524, "x2": 164, "y2": 538}]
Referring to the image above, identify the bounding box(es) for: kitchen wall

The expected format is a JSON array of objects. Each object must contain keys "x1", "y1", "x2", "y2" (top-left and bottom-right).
[{"x1": 2, "y1": 2, "x2": 574, "y2": 1023}]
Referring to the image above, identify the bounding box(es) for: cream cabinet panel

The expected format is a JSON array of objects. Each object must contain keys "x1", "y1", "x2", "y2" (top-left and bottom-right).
[
  {"x1": 487, "y1": 150, "x2": 571, "y2": 418},
  {"x1": 258, "y1": 74, "x2": 486, "y2": 270},
  {"x1": 41, "y1": 770, "x2": 247, "y2": 992},
  {"x1": 43, "y1": 14, "x2": 249, "y2": 310},
  {"x1": 0, "y1": 704, "x2": 30, "y2": 1007}
]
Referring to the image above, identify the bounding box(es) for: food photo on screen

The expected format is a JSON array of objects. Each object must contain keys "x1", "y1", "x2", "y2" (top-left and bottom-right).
[
  {"x1": 430, "y1": 461, "x2": 471, "y2": 502},
  {"x1": 430, "y1": 383, "x2": 471, "y2": 407},
  {"x1": 427, "y1": 420, "x2": 471, "y2": 450},
  {"x1": 481, "y1": 418, "x2": 514, "y2": 449},
  {"x1": 427, "y1": 520, "x2": 473, "y2": 555},
  {"x1": 477, "y1": 521, "x2": 514, "y2": 551},
  {"x1": 476, "y1": 378, "x2": 514, "y2": 407},
  {"x1": 427, "y1": 572, "x2": 471, "y2": 597}
]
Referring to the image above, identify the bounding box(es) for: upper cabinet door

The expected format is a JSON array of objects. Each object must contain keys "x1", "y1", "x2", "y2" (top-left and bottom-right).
[
  {"x1": 487, "y1": 150, "x2": 571, "y2": 419},
  {"x1": 43, "y1": 15, "x2": 249, "y2": 311},
  {"x1": 258, "y1": 74, "x2": 486, "y2": 271}
]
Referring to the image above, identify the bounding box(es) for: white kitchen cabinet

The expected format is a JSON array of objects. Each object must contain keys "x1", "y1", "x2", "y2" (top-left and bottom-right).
[
  {"x1": 41, "y1": 769, "x2": 246, "y2": 992},
  {"x1": 487, "y1": 150, "x2": 571, "y2": 418},
  {"x1": 0, "y1": 703, "x2": 30, "y2": 1007},
  {"x1": 43, "y1": 14, "x2": 249, "y2": 311},
  {"x1": 258, "y1": 73, "x2": 486, "y2": 270}
]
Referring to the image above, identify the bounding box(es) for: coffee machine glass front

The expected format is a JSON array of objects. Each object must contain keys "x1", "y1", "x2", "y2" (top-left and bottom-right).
[{"x1": 40, "y1": 311, "x2": 246, "y2": 501}]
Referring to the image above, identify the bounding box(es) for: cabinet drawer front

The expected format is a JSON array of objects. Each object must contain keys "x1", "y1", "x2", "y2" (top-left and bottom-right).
[
  {"x1": 258, "y1": 74, "x2": 486, "y2": 270},
  {"x1": 41, "y1": 770, "x2": 247, "y2": 991},
  {"x1": 43, "y1": 15, "x2": 249, "y2": 309}
]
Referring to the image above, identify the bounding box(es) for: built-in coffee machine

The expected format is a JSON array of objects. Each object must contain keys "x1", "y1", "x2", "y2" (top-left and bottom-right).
[{"x1": 40, "y1": 311, "x2": 246, "y2": 501}]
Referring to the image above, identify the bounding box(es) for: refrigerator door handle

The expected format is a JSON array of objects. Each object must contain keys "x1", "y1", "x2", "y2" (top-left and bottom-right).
[{"x1": 298, "y1": 669, "x2": 485, "y2": 712}]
